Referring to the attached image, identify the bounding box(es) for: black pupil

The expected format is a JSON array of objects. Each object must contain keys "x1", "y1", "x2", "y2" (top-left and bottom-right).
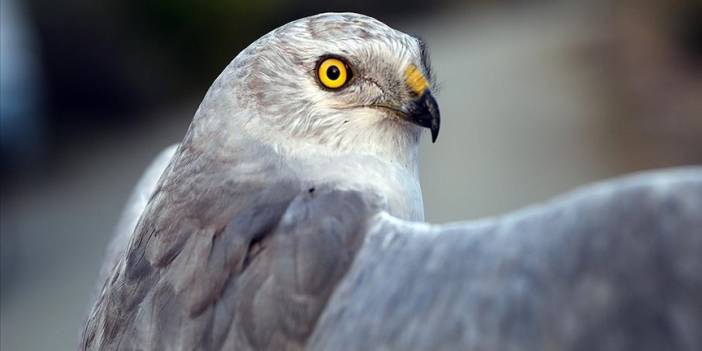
[{"x1": 327, "y1": 65, "x2": 341, "y2": 80}]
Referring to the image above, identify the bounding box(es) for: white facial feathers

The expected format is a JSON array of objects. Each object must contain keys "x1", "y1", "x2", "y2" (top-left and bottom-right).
[{"x1": 192, "y1": 13, "x2": 434, "y2": 170}]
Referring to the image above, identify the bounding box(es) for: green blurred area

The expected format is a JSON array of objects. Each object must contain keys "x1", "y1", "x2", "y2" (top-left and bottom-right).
[{"x1": 25, "y1": 0, "x2": 451, "y2": 116}]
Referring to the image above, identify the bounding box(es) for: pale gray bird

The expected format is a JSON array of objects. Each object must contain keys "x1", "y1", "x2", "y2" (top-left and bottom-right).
[
  {"x1": 80, "y1": 12, "x2": 702, "y2": 351},
  {"x1": 82, "y1": 12, "x2": 440, "y2": 350}
]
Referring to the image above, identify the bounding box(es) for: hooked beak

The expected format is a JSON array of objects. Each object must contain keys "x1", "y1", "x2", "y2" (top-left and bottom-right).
[
  {"x1": 402, "y1": 91, "x2": 441, "y2": 143},
  {"x1": 402, "y1": 64, "x2": 441, "y2": 142}
]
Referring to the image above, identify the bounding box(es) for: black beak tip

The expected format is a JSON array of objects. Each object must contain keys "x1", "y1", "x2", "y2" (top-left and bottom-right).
[
  {"x1": 431, "y1": 124, "x2": 440, "y2": 143},
  {"x1": 403, "y1": 91, "x2": 441, "y2": 143},
  {"x1": 426, "y1": 94, "x2": 440, "y2": 143}
]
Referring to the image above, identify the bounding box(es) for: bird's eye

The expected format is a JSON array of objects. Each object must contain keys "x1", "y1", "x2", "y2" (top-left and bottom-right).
[{"x1": 317, "y1": 57, "x2": 350, "y2": 89}]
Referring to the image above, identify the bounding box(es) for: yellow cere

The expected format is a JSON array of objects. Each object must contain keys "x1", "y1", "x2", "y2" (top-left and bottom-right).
[
  {"x1": 318, "y1": 58, "x2": 348, "y2": 89},
  {"x1": 404, "y1": 64, "x2": 429, "y2": 95}
]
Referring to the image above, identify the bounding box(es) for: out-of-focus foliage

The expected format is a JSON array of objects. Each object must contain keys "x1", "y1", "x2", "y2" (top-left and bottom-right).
[
  {"x1": 24, "y1": 0, "x2": 447, "y2": 118},
  {"x1": 604, "y1": 1, "x2": 702, "y2": 165}
]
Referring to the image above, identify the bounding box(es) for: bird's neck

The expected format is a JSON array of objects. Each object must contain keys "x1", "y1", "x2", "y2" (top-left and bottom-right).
[{"x1": 281, "y1": 143, "x2": 425, "y2": 221}]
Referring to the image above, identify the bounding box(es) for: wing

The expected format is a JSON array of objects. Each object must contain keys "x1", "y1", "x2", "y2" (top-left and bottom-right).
[
  {"x1": 83, "y1": 140, "x2": 702, "y2": 351},
  {"x1": 308, "y1": 167, "x2": 702, "y2": 351},
  {"x1": 80, "y1": 137, "x2": 380, "y2": 350},
  {"x1": 96, "y1": 144, "x2": 178, "y2": 293}
]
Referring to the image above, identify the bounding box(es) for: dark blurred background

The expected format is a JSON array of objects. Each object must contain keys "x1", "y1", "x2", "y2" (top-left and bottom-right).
[{"x1": 1, "y1": 0, "x2": 701, "y2": 349}]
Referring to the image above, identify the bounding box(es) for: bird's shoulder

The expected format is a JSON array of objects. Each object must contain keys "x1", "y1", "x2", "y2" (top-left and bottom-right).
[{"x1": 81, "y1": 143, "x2": 382, "y2": 350}]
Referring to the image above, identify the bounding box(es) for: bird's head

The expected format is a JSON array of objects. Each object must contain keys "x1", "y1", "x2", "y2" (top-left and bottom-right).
[{"x1": 196, "y1": 13, "x2": 440, "y2": 169}]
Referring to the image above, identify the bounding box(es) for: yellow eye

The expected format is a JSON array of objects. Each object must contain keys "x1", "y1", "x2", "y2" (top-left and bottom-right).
[{"x1": 317, "y1": 57, "x2": 349, "y2": 89}]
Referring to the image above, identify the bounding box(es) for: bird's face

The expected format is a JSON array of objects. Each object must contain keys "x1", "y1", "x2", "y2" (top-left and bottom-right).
[{"x1": 206, "y1": 13, "x2": 440, "y2": 167}]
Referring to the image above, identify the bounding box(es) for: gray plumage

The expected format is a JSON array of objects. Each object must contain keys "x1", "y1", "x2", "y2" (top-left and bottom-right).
[
  {"x1": 309, "y1": 167, "x2": 702, "y2": 351},
  {"x1": 82, "y1": 12, "x2": 438, "y2": 351},
  {"x1": 97, "y1": 145, "x2": 178, "y2": 289},
  {"x1": 82, "y1": 11, "x2": 702, "y2": 351}
]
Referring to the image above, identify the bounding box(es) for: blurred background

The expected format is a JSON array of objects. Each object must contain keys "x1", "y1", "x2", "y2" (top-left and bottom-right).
[{"x1": 1, "y1": 0, "x2": 701, "y2": 349}]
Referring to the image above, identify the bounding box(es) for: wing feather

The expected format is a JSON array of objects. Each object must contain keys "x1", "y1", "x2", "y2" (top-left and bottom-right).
[{"x1": 81, "y1": 140, "x2": 378, "y2": 351}]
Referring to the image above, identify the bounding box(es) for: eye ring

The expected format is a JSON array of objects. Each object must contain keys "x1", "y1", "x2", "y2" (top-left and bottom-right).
[{"x1": 316, "y1": 56, "x2": 352, "y2": 90}]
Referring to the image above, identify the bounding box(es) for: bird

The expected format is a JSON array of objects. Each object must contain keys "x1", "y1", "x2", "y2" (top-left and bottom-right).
[{"x1": 81, "y1": 12, "x2": 440, "y2": 351}]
